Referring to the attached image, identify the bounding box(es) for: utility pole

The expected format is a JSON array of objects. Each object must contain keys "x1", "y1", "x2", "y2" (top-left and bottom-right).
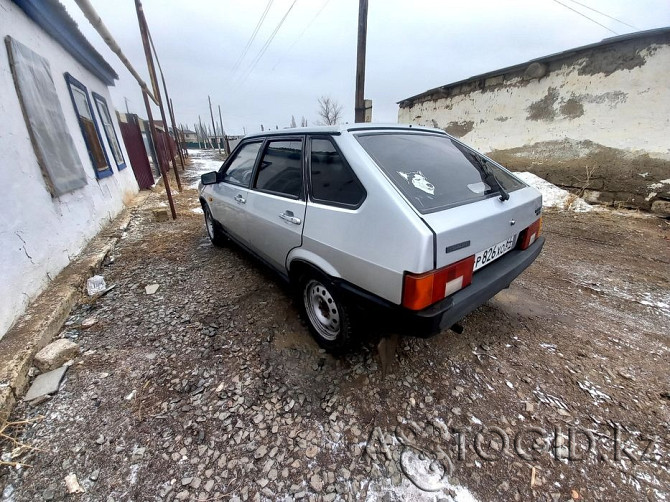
[
  {"x1": 134, "y1": 0, "x2": 182, "y2": 193},
  {"x1": 208, "y1": 95, "x2": 220, "y2": 155},
  {"x1": 124, "y1": 96, "x2": 130, "y2": 114},
  {"x1": 218, "y1": 105, "x2": 230, "y2": 156},
  {"x1": 354, "y1": 0, "x2": 368, "y2": 123}
]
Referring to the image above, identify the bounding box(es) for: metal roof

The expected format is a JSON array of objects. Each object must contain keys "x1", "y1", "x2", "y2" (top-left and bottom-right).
[
  {"x1": 13, "y1": 0, "x2": 118, "y2": 86},
  {"x1": 398, "y1": 26, "x2": 670, "y2": 106}
]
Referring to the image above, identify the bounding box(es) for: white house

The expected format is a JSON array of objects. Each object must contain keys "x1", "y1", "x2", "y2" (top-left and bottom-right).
[{"x1": 0, "y1": 0, "x2": 139, "y2": 340}]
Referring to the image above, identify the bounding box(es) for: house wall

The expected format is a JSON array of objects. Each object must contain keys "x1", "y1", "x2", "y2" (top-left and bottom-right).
[
  {"x1": 398, "y1": 35, "x2": 670, "y2": 210},
  {"x1": 0, "y1": 0, "x2": 139, "y2": 339}
]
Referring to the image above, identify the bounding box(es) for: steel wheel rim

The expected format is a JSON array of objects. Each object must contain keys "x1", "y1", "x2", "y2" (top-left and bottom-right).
[
  {"x1": 303, "y1": 280, "x2": 340, "y2": 341},
  {"x1": 205, "y1": 208, "x2": 215, "y2": 239}
]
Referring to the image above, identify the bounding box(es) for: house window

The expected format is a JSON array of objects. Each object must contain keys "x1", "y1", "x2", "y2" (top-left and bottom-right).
[
  {"x1": 5, "y1": 36, "x2": 87, "y2": 196},
  {"x1": 92, "y1": 93, "x2": 126, "y2": 170},
  {"x1": 65, "y1": 73, "x2": 112, "y2": 178}
]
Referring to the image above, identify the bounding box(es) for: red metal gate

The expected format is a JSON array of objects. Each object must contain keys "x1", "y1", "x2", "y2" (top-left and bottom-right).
[{"x1": 119, "y1": 115, "x2": 154, "y2": 189}]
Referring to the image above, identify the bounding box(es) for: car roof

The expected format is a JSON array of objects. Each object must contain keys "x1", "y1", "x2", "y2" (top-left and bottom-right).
[{"x1": 243, "y1": 123, "x2": 446, "y2": 139}]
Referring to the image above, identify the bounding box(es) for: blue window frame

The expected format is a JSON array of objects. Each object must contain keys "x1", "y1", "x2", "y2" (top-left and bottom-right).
[
  {"x1": 92, "y1": 92, "x2": 126, "y2": 170},
  {"x1": 64, "y1": 73, "x2": 112, "y2": 178}
]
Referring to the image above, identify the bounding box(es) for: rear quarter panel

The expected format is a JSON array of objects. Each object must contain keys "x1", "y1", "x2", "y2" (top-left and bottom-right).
[{"x1": 288, "y1": 132, "x2": 433, "y2": 306}]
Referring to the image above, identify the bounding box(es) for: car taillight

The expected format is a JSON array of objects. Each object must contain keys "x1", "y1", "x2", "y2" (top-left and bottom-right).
[
  {"x1": 402, "y1": 255, "x2": 475, "y2": 311},
  {"x1": 518, "y1": 217, "x2": 543, "y2": 250}
]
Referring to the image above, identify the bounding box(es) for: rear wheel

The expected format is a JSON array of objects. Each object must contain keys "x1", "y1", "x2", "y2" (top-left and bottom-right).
[
  {"x1": 300, "y1": 274, "x2": 353, "y2": 353},
  {"x1": 203, "y1": 204, "x2": 226, "y2": 247}
]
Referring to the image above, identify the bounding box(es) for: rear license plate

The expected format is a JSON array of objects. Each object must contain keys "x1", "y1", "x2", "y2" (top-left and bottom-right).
[{"x1": 473, "y1": 236, "x2": 516, "y2": 271}]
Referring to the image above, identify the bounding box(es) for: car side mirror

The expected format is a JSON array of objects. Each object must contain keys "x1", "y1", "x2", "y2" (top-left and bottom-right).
[{"x1": 201, "y1": 171, "x2": 218, "y2": 185}]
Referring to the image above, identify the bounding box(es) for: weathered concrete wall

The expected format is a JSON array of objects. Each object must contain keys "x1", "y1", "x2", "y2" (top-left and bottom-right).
[
  {"x1": 0, "y1": 0, "x2": 139, "y2": 340},
  {"x1": 398, "y1": 35, "x2": 670, "y2": 210}
]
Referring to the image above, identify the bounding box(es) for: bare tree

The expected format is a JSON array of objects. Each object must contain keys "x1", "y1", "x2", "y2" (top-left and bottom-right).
[
  {"x1": 301, "y1": 116, "x2": 308, "y2": 127},
  {"x1": 316, "y1": 96, "x2": 343, "y2": 125},
  {"x1": 290, "y1": 115, "x2": 297, "y2": 128}
]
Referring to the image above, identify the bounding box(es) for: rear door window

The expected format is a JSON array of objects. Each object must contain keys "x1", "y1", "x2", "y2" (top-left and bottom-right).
[
  {"x1": 310, "y1": 137, "x2": 365, "y2": 207},
  {"x1": 222, "y1": 141, "x2": 262, "y2": 187},
  {"x1": 253, "y1": 140, "x2": 303, "y2": 198},
  {"x1": 355, "y1": 133, "x2": 525, "y2": 213}
]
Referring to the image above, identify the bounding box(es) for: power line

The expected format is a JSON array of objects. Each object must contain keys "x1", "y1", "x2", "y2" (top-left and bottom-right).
[
  {"x1": 551, "y1": 0, "x2": 619, "y2": 35},
  {"x1": 229, "y1": 0, "x2": 275, "y2": 76},
  {"x1": 271, "y1": 0, "x2": 331, "y2": 71},
  {"x1": 564, "y1": 0, "x2": 638, "y2": 30},
  {"x1": 235, "y1": 0, "x2": 298, "y2": 88}
]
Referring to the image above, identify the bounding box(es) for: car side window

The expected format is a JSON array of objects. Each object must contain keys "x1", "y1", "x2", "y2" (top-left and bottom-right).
[
  {"x1": 222, "y1": 141, "x2": 262, "y2": 187},
  {"x1": 253, "y1": 140, "x2": 303, "y2": 198},
  {"x1": 310, "y1": 138, "x2": 365, "y2": 207}
]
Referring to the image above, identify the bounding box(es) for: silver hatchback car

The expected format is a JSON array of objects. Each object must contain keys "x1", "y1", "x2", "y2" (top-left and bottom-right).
[{"x1": 199, "y1": 124, "x2": 544, "y2": 351}]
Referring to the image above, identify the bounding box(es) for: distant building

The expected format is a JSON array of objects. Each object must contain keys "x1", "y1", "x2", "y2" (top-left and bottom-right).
[
  {"x1": 398, "y1": 28, "x2": 670, "y2": 211},
  {"x1": 0, "y1": 0, "x2": 138, "y2": 339},
  {"x1": 180, "y1": 129, "x2": 198, "y2": 146}
]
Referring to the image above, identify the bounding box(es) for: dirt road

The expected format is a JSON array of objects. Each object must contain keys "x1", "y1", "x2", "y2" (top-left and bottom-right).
[{"x1": 2, "y1": 151, "x2": 669, "y2": 501}]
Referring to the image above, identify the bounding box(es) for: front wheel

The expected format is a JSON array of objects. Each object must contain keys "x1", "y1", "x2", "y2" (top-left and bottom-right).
[
  {"x1": 203, "y1": 204, "x2": 226, "y2": 247},
  {"x1": 301, "y1": 276, "x2": 353, "y2": 353}
]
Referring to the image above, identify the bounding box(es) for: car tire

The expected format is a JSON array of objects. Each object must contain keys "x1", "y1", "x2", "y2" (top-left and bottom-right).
[
  {"x1": 203, "y1": 204, "x2": 226, "y2": 247},
  {"x1": 299, "y1": 273, "x2": 354, "y2": 353}
]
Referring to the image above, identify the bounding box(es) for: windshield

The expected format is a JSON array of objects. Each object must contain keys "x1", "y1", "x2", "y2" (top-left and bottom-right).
[{"x1": 356, "y1": 132, "x2": 525, "y2": 213}]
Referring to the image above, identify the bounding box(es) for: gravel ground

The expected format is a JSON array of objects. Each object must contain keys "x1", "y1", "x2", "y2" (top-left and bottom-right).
[{"x1": 2, "y1": 151, "x2": 669, "y2": 501}]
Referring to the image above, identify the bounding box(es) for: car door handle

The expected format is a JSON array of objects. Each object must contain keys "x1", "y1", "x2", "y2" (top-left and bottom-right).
[
  {"x1": 234, "y1": 194, "x2": 246, "y2": 204},
  {"x1": 279, "y1": 212, "x2": 301, "y2": 225}
]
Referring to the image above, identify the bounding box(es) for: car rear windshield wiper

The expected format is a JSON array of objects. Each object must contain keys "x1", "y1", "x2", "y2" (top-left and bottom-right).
[{"x1": 472, "y1": 154, "x2": 509, "y2": 202}]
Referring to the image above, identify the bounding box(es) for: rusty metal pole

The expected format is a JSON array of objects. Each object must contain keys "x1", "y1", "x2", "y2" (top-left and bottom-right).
[
  {"x1": 208, "y1": 95, "x2": 221, "y2": 155},
  {"x1": 135, "y1": 0, "x2": 182, "y2": 191},
  {"x1": 143, "y1": 90, "x2": 176, "y2": 219},
  {"x1": 354, "y1": 0, "x2": 368, "y2": 123}
]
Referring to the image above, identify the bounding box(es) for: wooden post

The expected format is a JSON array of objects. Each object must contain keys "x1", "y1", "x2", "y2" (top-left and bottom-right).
[
  {"x1": 354, "y1": 0, "x2": 368, "y2": 123},
  {"x1": 208, "y1": 95, "x2": 220, "y2": 154},
  {"x1": 143, "y1": 90, "x2": 176, "y2": 219},
  {"x1": 168, "y1": 98, "x2": 186, "y2": 171},
  {"x1": 135, "y1": 0, "x2": 182, "y2": 191},
  {"x1": 218, "y1": 105, "x2": 230, "y2": 156}
]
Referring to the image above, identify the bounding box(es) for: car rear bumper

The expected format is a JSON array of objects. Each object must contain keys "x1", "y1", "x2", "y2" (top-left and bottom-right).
[
  {"x1": 338, "y1": 236, "x2": 545, "y2": 337},
  {"x1": 404, "y1": 236, "x2": 545, "y2": 336}
]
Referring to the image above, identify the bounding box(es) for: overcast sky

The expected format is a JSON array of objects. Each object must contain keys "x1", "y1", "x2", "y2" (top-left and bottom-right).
[{"x1": 60, "y1": 0, "x2": 670, "y2": 135}]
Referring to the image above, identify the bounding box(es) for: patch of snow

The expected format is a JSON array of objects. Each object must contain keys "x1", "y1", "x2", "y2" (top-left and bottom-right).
[
  {"x1": 365, "y1": 449, "x2": 479, "y2": 501},
  {"x1": 515, "y1": 172, "x2": 593, "y2": 212},
  {"x1": 191, "y1": 207, "x2": 204, "y2": 214},
  {"x1": 577, "y1": 380, "x2": 611, "y2": 403},
  {"x1": 638, "y1": 172, "x2": 649, "y2": 178}
]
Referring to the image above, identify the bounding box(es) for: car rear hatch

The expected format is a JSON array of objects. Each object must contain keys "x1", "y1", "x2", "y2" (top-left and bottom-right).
[
  {"x1": 354, "y1": 130, "x2": 543, "y2": 271},
  {"x1": 424, "y1": 187, "x2": 541, "y2": 269}
]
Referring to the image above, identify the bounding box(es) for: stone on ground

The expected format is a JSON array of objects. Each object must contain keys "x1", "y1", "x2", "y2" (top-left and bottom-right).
[{"x1": 34, "y1": 339, "x2": 79, "y2": 372}]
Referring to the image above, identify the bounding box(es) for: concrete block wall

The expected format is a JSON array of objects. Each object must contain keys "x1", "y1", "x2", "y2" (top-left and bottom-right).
[{"x1": 398, "y1": 33, "x2": 670, "y2": 210}]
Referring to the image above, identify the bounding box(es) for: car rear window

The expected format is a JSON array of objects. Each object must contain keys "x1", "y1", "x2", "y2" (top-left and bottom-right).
[
  {"x1": 356, "y1": 133, "x2": 525, "y2": 213},
  {"x1": 310, "y1": 138, "x2": 365, "y2": 207}
]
